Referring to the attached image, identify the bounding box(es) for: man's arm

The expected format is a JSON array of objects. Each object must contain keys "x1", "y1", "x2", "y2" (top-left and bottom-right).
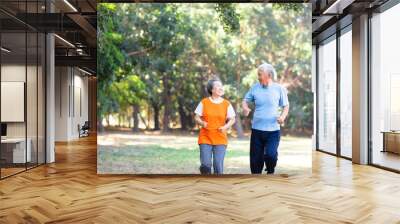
[
  {"x1": 242, "y1": 100, "x2": 252, "y2": 117},
  {"x1": 242, "y1": 86, "x2": 254, "y2": 117},
  {"x1": 277, "y1": 105, "x2": 289, "y2": 124}
]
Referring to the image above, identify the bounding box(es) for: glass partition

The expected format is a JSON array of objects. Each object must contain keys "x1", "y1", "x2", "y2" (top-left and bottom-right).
[
  {"x1": 1, "y1": 31, "x2": 28, "y2": 177},
  {"x1": 0, "y1": 1, "x2": 46, "y2": 179},
  {"x1": 371, "y1": 3, "x2": 400, "y2": 171},
  {"x1": 317, "y1": 36, "x2": 337, "y2": 154}
]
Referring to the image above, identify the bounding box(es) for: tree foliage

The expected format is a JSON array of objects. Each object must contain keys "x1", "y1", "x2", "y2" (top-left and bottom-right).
[{"x1": 97, "y1": 3, "x2": 313, "y2": 135}]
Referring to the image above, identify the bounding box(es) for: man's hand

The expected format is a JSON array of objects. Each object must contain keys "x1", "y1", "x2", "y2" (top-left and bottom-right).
[
  {"x1": 242, "y1": 107, "x2": 251, "y2": 117},
  {"x1": 202, "y1": 121, "x2": 208, "y2": 128},
  {"x1": 277, "y1": 115, "x2": 286, "y2": 125},
  {"x1": 242, "y1": 101, "x2": 252, "y2": 117}
]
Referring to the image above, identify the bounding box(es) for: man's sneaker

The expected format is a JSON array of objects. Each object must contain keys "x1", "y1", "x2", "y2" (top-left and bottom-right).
[{"x1": 266, "y1": 168, "x2": 275, "y2": 174}]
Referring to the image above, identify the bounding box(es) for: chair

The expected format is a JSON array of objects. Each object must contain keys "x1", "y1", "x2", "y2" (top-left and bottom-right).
[{"x1": 79, "y1": 121, "x2": 90, "y2": 138}]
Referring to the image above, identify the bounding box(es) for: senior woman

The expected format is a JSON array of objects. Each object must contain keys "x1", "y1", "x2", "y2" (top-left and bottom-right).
[
  {"x1": 242, "y1": 63, "x2": 289, "y2": 174},
  {"x1": 194, "y1": 78, "x2": 236, "y2": 174}
]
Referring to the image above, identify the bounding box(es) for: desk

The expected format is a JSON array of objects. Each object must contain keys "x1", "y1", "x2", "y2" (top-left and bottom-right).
[
  {"x1": 1, "y1": 138, "x2": 31, "y2": 163},
  {"x1": 381, "y1": 131, "x2": 400, "y2": 154}
]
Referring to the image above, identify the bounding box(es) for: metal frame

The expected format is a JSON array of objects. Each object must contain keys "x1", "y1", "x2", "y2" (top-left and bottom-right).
[
  {"x1": 367, "y1": 10, "x2": 373, "y2": 165},
  {"x1": 315, "y1": 44, "x2": 319, "y2": 151},
  {"x1": 336, "y1": 22, "x2": 341, "y2": 157}
]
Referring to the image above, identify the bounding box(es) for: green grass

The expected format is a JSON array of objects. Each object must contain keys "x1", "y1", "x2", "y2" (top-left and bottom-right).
[
  {"x1": 99, "y1": 145, "x2": 248, "y2": 172},
  {"x1": 97, "y1": 133, "x2": 312, "y2": 174}
]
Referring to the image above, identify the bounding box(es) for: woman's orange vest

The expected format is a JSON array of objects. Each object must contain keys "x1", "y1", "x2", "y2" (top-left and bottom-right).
[{"x1": 198, "y1": 98, "x2": 230, "y2": 145}]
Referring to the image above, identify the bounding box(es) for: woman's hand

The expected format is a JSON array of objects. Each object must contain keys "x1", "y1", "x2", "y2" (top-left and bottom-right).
[
  {"x1": 195, "y1": 114, "x2": 208, "y2": 128},
  {"x1": 218, "y1": 125, "x2": 228, "y2": 133}
]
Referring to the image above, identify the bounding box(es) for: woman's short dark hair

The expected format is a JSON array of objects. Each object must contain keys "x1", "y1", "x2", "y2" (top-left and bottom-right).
[{"x1": 206, "y1": 78, "x2": 221, "y2": 96}]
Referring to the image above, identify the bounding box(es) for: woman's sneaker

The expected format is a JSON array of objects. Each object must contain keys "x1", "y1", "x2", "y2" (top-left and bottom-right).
[{"x1": 199, "y1": 165, "x2": 211, "y2": 174}]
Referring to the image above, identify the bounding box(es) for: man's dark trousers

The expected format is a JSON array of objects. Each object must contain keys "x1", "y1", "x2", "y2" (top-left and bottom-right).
[{"x1": 250, "y1": 129, "x2": 281, "y2": 174}]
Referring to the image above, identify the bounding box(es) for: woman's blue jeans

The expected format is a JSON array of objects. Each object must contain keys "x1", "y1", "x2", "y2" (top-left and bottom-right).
[{"x1": 199, "y1": 144, "x2": 226, "y2": 174}]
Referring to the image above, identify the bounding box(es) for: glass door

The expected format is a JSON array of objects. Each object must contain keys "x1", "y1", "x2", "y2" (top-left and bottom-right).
[
  {"x1": 339, "y1": 27, "x2": 352, "y2": 158},
  {"x1": 317, "y1": 35, "x2": 337, "y2": 154}
]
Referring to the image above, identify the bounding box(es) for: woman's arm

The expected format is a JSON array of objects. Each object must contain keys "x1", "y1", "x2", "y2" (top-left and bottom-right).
[
  {"x1": 225, "y1": 117, "x2": 236, "y2": 129},
  {"x1": 195, "y1": 114, "x2": 207, "y2": 128},
  {"x1": 218, "y1": 117, "x2": 236, "y2": 132}
]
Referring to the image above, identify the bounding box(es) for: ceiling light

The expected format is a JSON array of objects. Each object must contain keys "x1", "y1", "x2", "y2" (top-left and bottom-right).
[
  {"x1": 78, "y1": 67, "x2": 92, "y2": 76},
  {"x1": 54, "y1": 34, "x2": 75, "y2": 48},
  {"x1": 322, "y1": 0, "x2": 354, "y2": 15},
  {"x1": 63, "y1": 0, "x2": 78, "y2": 12},
  {"x1": 1, "y1": 47, "x2": 11, "y2": 53}
]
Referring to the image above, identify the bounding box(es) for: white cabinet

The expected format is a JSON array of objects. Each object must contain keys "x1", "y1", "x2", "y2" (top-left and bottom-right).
[{"x1": 1, "y1": 138, "x2": 32, "y2": 163}]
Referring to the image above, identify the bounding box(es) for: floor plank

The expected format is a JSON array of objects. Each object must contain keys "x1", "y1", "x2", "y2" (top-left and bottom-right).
[{"x1": 0, "y1": 135, "x2": 400, "y2": 223}]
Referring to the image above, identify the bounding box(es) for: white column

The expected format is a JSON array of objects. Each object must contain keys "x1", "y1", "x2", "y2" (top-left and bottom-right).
[
  {"x1": 46, "y1": 34, "x2": 55, "y2": 163},
  {"x1": 312, "y1": 45, "x2": 317, "y2": 150},
  {"x1": 46, "y1": 32, "x2": 55, "y2": 163},
  {"x1": 352, "y1": 14, "x2": 369, "y2": 164},
  {"x1": 45, "y1": 0, "x2": 56, "y2": 163}
]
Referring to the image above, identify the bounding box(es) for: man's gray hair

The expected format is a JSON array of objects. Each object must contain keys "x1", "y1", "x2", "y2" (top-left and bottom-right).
[
  {"x1": 258, "y1": 63, "x2": 277, "y2": 80},
  {"x1": 206, "y1": 77, "x2": 221, "y2": 96}
]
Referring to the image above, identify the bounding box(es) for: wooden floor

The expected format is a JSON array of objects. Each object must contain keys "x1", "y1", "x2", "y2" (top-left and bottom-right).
[
  {"x1": 1, "y1": 135, "x2": 400, "y2": 223},
  {"x1": 372, "y1": 151, "x2": 400, "y2": 171}
]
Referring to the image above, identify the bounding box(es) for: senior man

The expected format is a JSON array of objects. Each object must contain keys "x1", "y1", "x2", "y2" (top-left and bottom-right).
[{"x1": 242, "y1": 63, "x2": 289, "y2": 174}]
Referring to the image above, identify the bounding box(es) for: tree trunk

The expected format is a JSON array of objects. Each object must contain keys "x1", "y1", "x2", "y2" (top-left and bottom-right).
[
  {"x1": 139, "y1": 114, "x2": 149, "y2": 130},
  {"x1": 163, "y1": 100, "x2": 171, "y2": 132},
  {"x1": 147, "y1": 104, "x2": 151, "y2": 129},
  {"x1": 106, "y1": 115, "x2": 110, "y2": 127},
  {"x1": 162, "y1": 76, "x2": 171, "y2": 132},
  {"x1": 235, "y1": 29, "x2": 245, "y2": 139},
  {"x1": 234, "y1": 102, "x2": 245, "y2": 138},
  {"x1": 178, "y1": 99, "x2": 188, "y2": 130},
  {"x1": 132, "y1": 104, "x2": 140, "y2": 132},
  {"x1": 187, "y1": 113, "x2": 195, "y2": 129},
  {"x1": 153, "y1": 104, "x2": 160, "y2": 130},
  {"x1": 98, "y1": 115, "x2": 104, "y2": 132}
]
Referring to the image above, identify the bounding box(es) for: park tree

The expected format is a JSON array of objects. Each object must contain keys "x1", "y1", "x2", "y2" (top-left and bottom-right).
[
  {"x1": 97, "y1": 3, "x2": 313, "y2": 136},
  {"x1": 97, "y1": 3, "x2": 125, "y2": 130},
  {"x1": 120, "y1": 4, "x2": 193, "y2": 132}
]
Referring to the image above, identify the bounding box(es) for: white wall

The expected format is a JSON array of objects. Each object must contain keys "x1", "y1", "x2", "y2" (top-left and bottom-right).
[
  {"x1": 55, "y1": 67, "x2": 89, "y2": 141},
  {"x1": 1, "y1": 65, "x2": 26, "y2": 138},
  {"x1": 55, "y1": 66, "x2": 69, "y2": 141}
]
